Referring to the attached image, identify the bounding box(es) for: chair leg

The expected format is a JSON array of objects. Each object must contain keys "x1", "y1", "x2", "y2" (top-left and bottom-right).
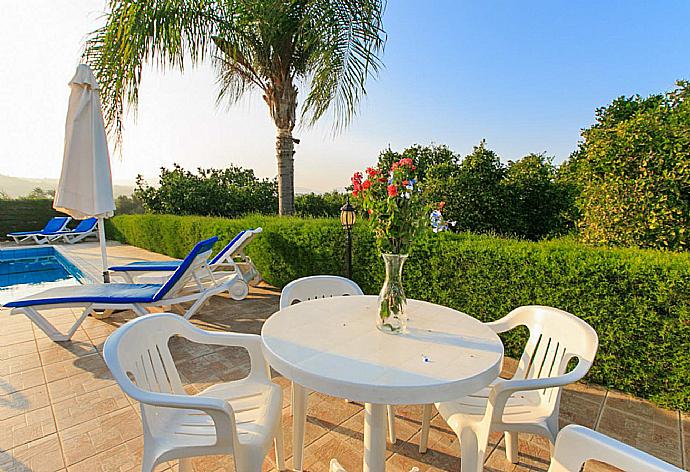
[
  {"x1": 419, "y1": 404, "x2": 433, "y2": 453},
  {"x1": 233, "y1": 451, "x2": 264, "y2": 472},
  {"x1": 274, "y1": 422, "x2": 286, "y2": 471},
  {"x1": 505, "y1": 431, "x2": 519, "y2": 463},
  {"x1": 387, "y1": 405, "x2": 396, "y2": 444},
  {"x1": 292, "y1": 383, "x2": 308, "y2": 471},
  {"x1": 459, "y1": 427, "x2": 484, "y2": 472}
]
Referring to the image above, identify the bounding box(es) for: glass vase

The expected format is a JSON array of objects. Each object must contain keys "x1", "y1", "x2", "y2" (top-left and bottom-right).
[{"x1": 377, "y1": 253, "x2": 408, "y2": 334}]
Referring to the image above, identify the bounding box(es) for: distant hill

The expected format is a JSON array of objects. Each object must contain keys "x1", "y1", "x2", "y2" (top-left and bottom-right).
[{"x1": 0, "y1": 174, "x2": 134, "y2": 198}]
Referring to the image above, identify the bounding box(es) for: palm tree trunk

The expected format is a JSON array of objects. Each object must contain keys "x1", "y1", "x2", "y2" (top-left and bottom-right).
[
  {"x1": 276, "y1": 128, "x2": 295, "y2": 215},
  {"x1": 265, "y1": 79, "x2": 298, "y2": 215}
]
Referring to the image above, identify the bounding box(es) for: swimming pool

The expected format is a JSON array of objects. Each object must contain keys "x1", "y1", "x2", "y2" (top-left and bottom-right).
[{"x1": 0, "y1": 247, "x2": 86, "y2": 305}]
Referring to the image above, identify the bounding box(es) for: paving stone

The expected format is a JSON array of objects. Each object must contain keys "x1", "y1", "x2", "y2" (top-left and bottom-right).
[
  {"x1": 0, "y1": 329, "x2": 36, "y2": 347},
  {"x1": 43, "y1": 352, "x2": 110, "y2": 383},
  {"x1": 1, "y1": 433, "x2": 65, "y2": 472},
  {"x1": 1, "y1": 365, "x2": 45, "y2": 394},
  {"x1": 484, "y1": 432, "x2": 552, "y2": 472},
  {"x1": 66, "y1": 435, "x2": 170, "y2": 472},
  {"x1": 597, "y1": 399, "x2": 682, "y2": 467},
  {"x1": 53, "y1": 383, "x2": 131, "y2": 431},
  {"x1": 0, "y1": 350, "x2": 42, "y2": 377},
  {"x1": 604, "y1": 389, "x2": 680, "y2": 430},
  {"x1": 0, "y1": 405, "x2": 56, "y2": 450},
  {"x1": 387, "y1": 429, "x2": 461, "y2": 471},
  {"x1": 1, "y1": 318, "x2": 35, "y2": 336},
  {"x1": 0, "y1": 383, "x2": 51, "y2": 421},
  {"x1": 35, "y1": 329, "x2": 91, "y2": 353},
  {"x1": 59, "y1": 406, "x2": 142, "y2": 466},
  {"x1": 559, "y1": 382, "x2": 607, "y2": 429},
  {"x1": 38, "y1": 339, "x2": 97, "y2": 366},
  {"x1": 47, "y1": 370, "x2": 116, "y2": 403},
  {"x1": 0, "y1": 340, "x2": 38, "y2": 360}
]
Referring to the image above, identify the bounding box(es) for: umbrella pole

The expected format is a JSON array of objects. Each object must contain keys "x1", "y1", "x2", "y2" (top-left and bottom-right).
[{"x1": 98, "y1": 217, "x2": 110, "y2": 283}]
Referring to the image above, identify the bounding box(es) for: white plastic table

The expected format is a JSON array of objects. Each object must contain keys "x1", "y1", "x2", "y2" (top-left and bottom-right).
[{"x1": 261, "y1": 295, "x2": 504, "y2": 472}]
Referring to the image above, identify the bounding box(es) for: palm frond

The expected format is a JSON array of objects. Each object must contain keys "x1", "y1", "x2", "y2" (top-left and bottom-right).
[
  {"x1": 83, "y1": 0, "x2": 228, "y2": 145},
  {"x1": 300, "y1": 0, "x2": 387, "y2": 131}
]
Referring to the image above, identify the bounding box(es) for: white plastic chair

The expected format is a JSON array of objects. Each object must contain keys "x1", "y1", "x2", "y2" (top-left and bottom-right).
[
  {"x1": 419, "y1": 305, "x2": 598, "y2": 472},
  {"x1": 103, "y1": 312, "x2": 285, "y2": 472},
  {"x1": 548, "y1": 424, "x2": 682, "y2": 471},
  {"x1": 280, "y1": 275, "x2": 398, "y2": 443}
]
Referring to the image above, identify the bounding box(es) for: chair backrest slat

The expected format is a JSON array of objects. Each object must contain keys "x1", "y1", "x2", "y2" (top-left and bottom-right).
[
  {"x1": 104, "y1": 314, "x2": 191, "y2": 427},
  {"x1": 280, "y1": 275, "x2": 363, "y2": 309},
  {"x1": 502, "y1": 306, "x2": 598, "y2": 412}
]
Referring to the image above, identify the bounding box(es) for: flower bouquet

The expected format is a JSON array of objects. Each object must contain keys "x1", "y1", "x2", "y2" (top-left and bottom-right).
[{"x1": 352, "y1": 158, "x2": 428, "y2": 333}]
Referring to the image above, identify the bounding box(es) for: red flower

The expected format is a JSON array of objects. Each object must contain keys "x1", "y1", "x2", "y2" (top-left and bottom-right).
[
  {"x1": 439, "y1": 201, "x2": 446, "y2": 210},
  {"x1": 368, "y1": 209, "x2": 373, "y2": 215},
  {"x1": 403, "y1": 180, "x2": 409, "y2": 185},
  {"x1": 362, "y1": 180, "x2": 372, "y2": 190},
  {"x1": 387, "y1": 184, "x2": 398, "y2": 197},
  {"x1": 399, "y1": 158, "x2": 414, "y2": 167},
  {"x1": 365, "y1": 167, "x2": 379, "y2": 177},
  {"x1": 352, "y1": 189, "x2": 359, "y2": 197},
  {"x1": 378, "y1": 177, "x2": 387, "y2": 183}
]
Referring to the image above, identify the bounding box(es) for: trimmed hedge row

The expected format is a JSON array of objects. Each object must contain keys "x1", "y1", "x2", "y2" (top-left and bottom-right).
[
  {"x1": 106, "y1": 214, "x2": 690, "y2": 411},
  {"x1": 0, "y1": 199, "x2": 67, "y2": 239}
]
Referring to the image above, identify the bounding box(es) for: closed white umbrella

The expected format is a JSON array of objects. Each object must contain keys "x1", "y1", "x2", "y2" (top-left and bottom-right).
[{"x1": 54, "y1": 64, "x2": 115, "y2": 282}]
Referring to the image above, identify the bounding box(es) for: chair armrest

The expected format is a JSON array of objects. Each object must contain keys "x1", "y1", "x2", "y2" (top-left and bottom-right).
[
  {"x1": 132, "y1": 388, "x2": 237, "y2": 450},
  {"x1": 135, "y1": 388, "x2": 230, "y2": 412},
  {"x1": 182, "y1": 327, "x2": 271, "y2": 381},
  {"x1": 484, "y1": 313, "x2": 519, "y2": 334},
  {"x1": 484, "y1": 359, "x2": 592, "y2": 424},
  {"x1": 493, "y1": 358, "x2": 591, "y2": 397}
]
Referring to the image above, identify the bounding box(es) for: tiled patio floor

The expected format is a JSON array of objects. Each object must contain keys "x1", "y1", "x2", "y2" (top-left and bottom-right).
[{"x1": 0, "y1": 243, "x2": 687, "y2": 471}]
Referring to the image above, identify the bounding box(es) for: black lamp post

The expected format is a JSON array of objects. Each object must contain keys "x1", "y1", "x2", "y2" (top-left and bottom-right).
[{"x1": 340, "y1": 197, "x2": 356, "y2": 279}]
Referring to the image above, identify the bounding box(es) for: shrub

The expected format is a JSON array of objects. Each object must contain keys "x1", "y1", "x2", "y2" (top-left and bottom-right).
[
  {"x1": 503, "y1": 153, "x2": 573, "y2": 239},
  {"x1": 134, "y1": 164, "x2": 278, "y2": 216},
  {"x1": 0, "y1": 199, "x2": 67, "y2": 238},
  {"x1": 115, "y1": 194, "x2": 145, "y2": 214},
  {"x1": 571, "y1": 81, "x2": 690, "y2": 250},
  {"x1": 294, "y1": 191, "x2": 345, "y2": 217},
  {"x1": 134, "y1": 164, "x2": 349, "y2": 219},
  {"x1": 377, "y1": 142, "x2": 575, "y2": 239},
  {"x1": 107, "y1": 214, "x2": 690, "y2": 410}
]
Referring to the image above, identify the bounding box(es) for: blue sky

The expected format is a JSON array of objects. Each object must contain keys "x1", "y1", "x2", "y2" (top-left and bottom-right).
[{"x1": 0, "y1": 1, "x2": 688, "y2": 192}]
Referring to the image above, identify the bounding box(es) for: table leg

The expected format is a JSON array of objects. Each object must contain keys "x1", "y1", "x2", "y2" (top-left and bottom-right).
[
  {"x1": 363, "y1": 403, "x2": 387, "y2": 472},
  {"x1": 292, "y1": 383, "x2": 308, "y2": 471}
]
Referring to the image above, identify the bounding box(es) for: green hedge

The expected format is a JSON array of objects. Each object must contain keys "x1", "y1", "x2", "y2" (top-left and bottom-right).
[
  {"x1": 107, "y1": 214, "x2": 690, "y2": 411},
  {"x1": 0, "y1": 199, "x2": 67, "y2": 239}
]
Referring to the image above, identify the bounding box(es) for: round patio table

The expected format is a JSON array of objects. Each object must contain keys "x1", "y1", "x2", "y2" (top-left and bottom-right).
[{"x1": 261, "y1": 295, "x2": 504, "y2": 472}]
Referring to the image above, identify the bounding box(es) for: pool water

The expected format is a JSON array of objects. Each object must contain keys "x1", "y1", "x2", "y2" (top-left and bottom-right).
[{"x1": 0, "y1": 247, "x2": 86, "y2": 305}]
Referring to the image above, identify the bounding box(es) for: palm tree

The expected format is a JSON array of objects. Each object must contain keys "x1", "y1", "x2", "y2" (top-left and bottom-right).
[{"x1": 83, "y1": 0, "x2": 386, "y2": 215}]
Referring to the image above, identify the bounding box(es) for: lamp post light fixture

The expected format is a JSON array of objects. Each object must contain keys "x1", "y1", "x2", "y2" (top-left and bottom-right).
[{"x1": 340, "y1": 197, "x2": 356, "y2": 279}]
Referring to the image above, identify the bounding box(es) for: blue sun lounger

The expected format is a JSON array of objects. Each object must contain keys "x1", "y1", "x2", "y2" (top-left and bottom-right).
[
  {"x1": 7, "y1": 216, "x2": 72, "y2": 244},
  {"x1": 49, "y1": 217, "x2": 99, "y2": 244},
  {"x1": 3, "y1": 236, "x2": 244, "y2": 342},
  {"x1": 109, "y1": 228, "x2": 262, "y2": 285}
]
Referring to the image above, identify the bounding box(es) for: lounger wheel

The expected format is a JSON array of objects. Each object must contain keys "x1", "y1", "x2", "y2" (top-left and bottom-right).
[
  {"x1": 229, "y1": 280, "x2": 249, "y2": 301},
  {"x1": 91, "y1": 309, "x2": 113, "y2": 320}
]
